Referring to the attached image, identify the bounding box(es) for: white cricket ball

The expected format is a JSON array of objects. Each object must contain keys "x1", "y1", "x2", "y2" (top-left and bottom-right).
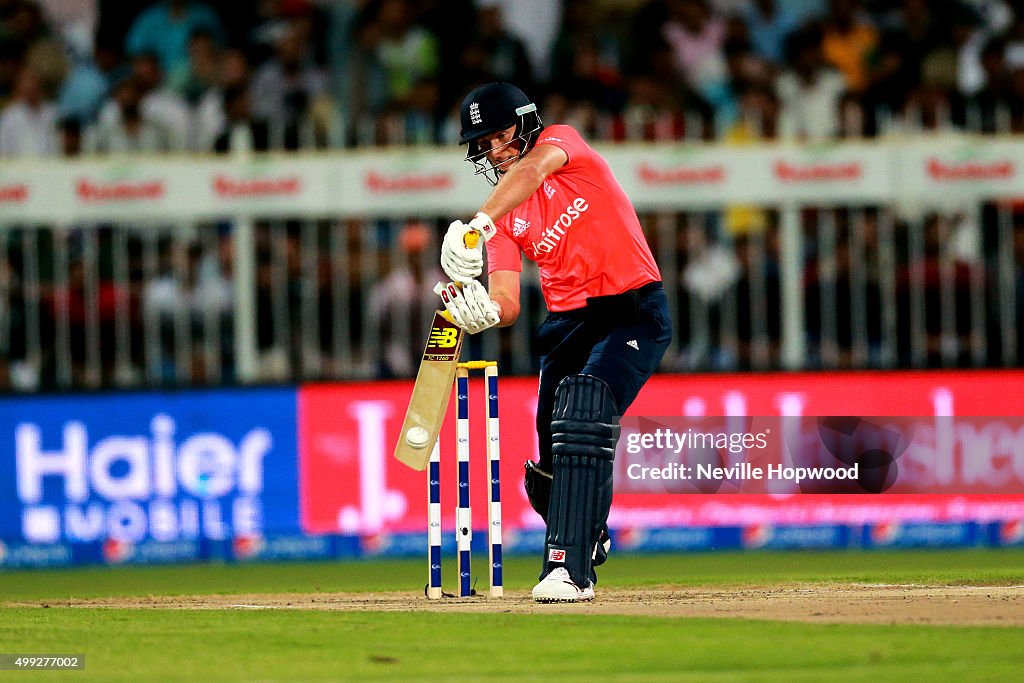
[{"x1": 406, "y1": 426, "x2": 431, "y2": 449}]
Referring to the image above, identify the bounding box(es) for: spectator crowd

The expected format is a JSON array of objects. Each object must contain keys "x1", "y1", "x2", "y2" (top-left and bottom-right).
[
  {"x1": 2, "y1": 0, "x2": 1024, "y2": 391},
  {"x1": 5, "y1": 0, "x2": 1024, "y2": 156}
]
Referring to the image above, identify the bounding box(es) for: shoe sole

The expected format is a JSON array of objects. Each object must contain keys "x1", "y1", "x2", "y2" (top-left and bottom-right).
[{"x1": 532, "y1": 593, "x2": 595, "y2": 603}]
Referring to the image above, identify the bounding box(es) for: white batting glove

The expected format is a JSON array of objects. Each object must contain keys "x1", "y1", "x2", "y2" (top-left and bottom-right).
[
  {"x1": 467, "y1": 211, "x2": 496, "y2": 240},
  {"x1": 440, "y1": 212, "x2": 495, "y2": 284},
  {"x1": 435, "y1": 280, "x2": 501, "y2": 334}
]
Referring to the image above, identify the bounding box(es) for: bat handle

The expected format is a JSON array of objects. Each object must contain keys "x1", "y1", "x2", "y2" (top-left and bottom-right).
[{"x1": 435, "y1": 226, "x2": 480, "y2": 320}]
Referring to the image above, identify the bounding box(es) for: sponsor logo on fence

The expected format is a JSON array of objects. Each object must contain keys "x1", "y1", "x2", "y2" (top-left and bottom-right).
[
  {"x1": 638, "y1": 162, "x2": 726, "y2": 185},
  {"x1": 213, "y1": 174, "x2": 301, "y2": 198},
  {"x1": 76, "y1": 179, "x2": 165, "y2": 202},
  {"x1": 0, "y1": 183, "x2": 28, "y2": 203},
  {"x1": 365, "y1": 171, "x2": 453, "y2": 193},
  {"x1": 773, "y1": 160, "x2": 862, "y2": 182}
]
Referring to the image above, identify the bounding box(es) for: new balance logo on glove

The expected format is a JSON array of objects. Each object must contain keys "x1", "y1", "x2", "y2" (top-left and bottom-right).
[{"x1": 627, "y1": 339, "x2": 639, "y2": 350}]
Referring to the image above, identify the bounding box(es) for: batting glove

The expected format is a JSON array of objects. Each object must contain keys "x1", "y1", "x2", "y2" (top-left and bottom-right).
[
  {"x1": 435, "y1": 280, "x2": 501, "y2": 334},
  {"x1": 440, "y1": 212, "x2": 495, "y2": 284}
]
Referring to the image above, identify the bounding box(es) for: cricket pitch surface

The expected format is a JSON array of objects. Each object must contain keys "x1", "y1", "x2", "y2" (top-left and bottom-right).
[{"x1": 40, "y1": 583, "x2": 1024, "y2": 626}]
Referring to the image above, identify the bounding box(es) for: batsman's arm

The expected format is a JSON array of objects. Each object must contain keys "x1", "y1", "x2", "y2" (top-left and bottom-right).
[
  {"x1": 478, "y1": 144, "x2": 568, "y2": 222},
  {"x1": 488, "y1": 269, "x2": 520, "y2": 327}
]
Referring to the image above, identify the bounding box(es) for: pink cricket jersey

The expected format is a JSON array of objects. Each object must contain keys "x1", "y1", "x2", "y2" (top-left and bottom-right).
[{"x1": 485, "y1": 125, "x2": 661, "y2": 312}]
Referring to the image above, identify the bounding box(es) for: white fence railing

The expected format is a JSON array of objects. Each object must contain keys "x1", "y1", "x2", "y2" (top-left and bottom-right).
[{"x1": 0, "y1": 134, "x2": 1021, "y2": 390}]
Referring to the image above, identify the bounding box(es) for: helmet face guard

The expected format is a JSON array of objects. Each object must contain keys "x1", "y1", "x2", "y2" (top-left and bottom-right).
[
  {"x1": 459, "y1": 83, "x2": 544, "y2": 186},
  {"x1": 466, "y1": 103, "x2": 543, "y2": 185}
]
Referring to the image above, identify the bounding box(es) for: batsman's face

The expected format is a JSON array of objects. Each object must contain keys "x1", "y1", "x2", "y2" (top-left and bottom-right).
[{"x1": 476, "y1": 125, "x2": 522, "y2": 175}]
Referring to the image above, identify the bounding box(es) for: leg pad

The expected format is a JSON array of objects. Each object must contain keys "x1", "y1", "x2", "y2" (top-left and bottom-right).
[{"x1": 543, "y1": 375, "x2": 619, "y2": 586}]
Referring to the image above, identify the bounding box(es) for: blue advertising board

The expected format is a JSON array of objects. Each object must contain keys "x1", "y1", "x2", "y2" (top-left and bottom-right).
[{"x1": 0, "y1": 388, "x2": 299, "y2": 555}]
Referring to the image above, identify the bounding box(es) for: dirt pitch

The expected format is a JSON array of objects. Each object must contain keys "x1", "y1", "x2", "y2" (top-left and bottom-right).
[{"x1": 26, "y1": 583, "x2": 1024, "y2": 627}]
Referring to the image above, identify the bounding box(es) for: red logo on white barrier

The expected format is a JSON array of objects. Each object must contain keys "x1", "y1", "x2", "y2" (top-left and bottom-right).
[
  {"x1": 0, "y1": 183, "x2": 28, "y2": 203},
  {"x1": 926, "y1": 158, "x2": 1015, "y2": 181},
  {"x1": 638, "y1": 162, "x2": 725, "y2": 185},
  {"x1": 213, "y1": 174, "x2": 301, "y2": 198},
  {"x1": 76, "y1": 179, "x2": 165, "y2": 202},
  {"x1": 773, "y1": 160, "x2": 862, "y2": 182},
  {"x1": 365, "y1": 171, "x2": 453, "y2": 193}
]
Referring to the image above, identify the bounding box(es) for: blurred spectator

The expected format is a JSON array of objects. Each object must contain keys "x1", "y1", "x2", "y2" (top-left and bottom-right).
[
  {"x1": 0, "y1": 0, "x2": 67, "y2": 95},
  {"x1": 250, "y1": 19, "x2": 328, "y2": 135},
  {"x1": 58, "y1": 116, "x2": 82, "y2": 155},
  {"x1": 446, "y1": 2, "x2": 537, "y2": 115},
  {"x1": 193, "y1": 47, "x2": 250, "y2": 150},
  {"x1": 486, "y1": 0, "x2": 563, "y2": 83},
  {"x1": 900, "y1": 82, "x2": 963, "y2": 132},
  {"x1": 472, "y1": 3, "x2": 535, "y2": 91},
  {"x1": 0, "y1": 243, "x2": 29, "y2": 390},
  {"x1": 143, "y1": 240, "x2": 232, "y2": 383},
  {"x1": 1007, "y1": 63, "x2": 1024, "y2": 132},
  {"x1": 820, "y1": 0, "x2": 878, "y2": 95},
  {"x1": 619, "y1": 37, "x2": 715, "y2": 140},
  {"x1": 1006, "y1": 9, "x2": 1024, "y2": 68},
  {"x1": 0, "y1": 41, "x2": 18, "y2": 105},
  {"x1": 246, "y1": 0, "x2": 325, "y2": 67},
  {"x1": 212, "y1": 82, "x2": 296, "y2": 152},
  {"x1": 0, "y1": 66, "x2": 57, "y2": 156},
  {"x1": 36, "y1": 0, "x2": 97, "y2": 58},
  {"x1": 1014, "y1": 212, "x2": 1024, "y2": 361},
  {"x1": 775, "y1": 26, "x2": 846, "y2": 140},
  {"x1": 739, "y1": 0, "x2": 801, "y2": 64},
  {"x1": 125, "y1": 0, "x2": 225, "y2": 81},
  {"x1": 96, "y1": 53, "x2": 190, "y2": 150},
  {"x1": 896, "y1": 212, "x2": 978, "y2": 367},
  {"x1": 550, "y1": 0, "x2": 625, "y2": 112},
  {"x1": 627, "y1": 0, "x2": 671, "y2": 76},
  {"x1": 355, "y1": 0, "x2": 439, "y2": 113},
  {"x1": 727, "y1": 230, "x2": 781, "y2": 370},
  {"x1": 660, "y1": 0, "x2": 729, "y2": 106},
  {"x1": 367, "y1": 221, "x2": 444, "y2": 377},
  {"x1": 418, "y1": 0, "x2": 476, "y2": 111},
  {"x1": 952, "y1": 0, "x2": 1012, "y2": 96},
  {"x1": 718, "y1": 19, "x2": 775, "y2": 127},
  {"x1": 43, "y1": 251, "x2": 130, "y2": 387},
  {"x1": 544, "y1": 40, "x2": 625, "y2": 131},
  {"x1": 170, "y1": 29, "x2": 220, "y2": 104},
  {"x1": 863, "y1": 0, "x2": 942, "y2": 119},
  {"x1": 725, "y1": 82, "x2": 780, "y2": 140},
  {"x1": 57, "y1": 38, "x2": 125, "y2": 124},
  {"x1": 396, "y1": 77, "x2": 442, "y2": 143},
  {"x1": 87, "y1": 76, "x2": 176, "y2": 153},
  {"x1": 804, "y1": 215, "x2": 882, "y2": 368},
  {"x1": 964, "y1": 35, "x2": 1012, "y2": 131}
]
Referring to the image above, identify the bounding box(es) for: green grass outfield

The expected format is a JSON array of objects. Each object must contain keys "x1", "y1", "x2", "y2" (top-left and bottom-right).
[{"x1": 2, "y1": 549, "x2": 1023, "y2": 682}]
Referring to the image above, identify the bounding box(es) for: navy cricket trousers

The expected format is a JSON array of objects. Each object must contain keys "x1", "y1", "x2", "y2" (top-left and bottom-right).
[{"x1": 534, "y1": 281, "x2": 673, "y2": 471}]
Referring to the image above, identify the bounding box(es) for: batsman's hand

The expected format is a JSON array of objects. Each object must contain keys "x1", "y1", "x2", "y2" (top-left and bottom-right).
[
  {"x1": 440, "y1": 212, "x2": 495, "y2": 284},
  {"x1": 435, "y1": 280, "x2": 500, "y2": 334}
]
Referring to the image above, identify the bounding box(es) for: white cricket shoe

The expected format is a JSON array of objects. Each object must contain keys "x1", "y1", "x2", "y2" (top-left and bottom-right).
[{"x1": 532, "y1": 567, "x2": 595, "y2": 603}]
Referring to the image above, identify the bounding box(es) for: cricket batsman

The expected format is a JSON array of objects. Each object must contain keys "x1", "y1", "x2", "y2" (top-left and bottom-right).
[{"x1": 437, "y1": 82, "x2": 673, "y2": 602}]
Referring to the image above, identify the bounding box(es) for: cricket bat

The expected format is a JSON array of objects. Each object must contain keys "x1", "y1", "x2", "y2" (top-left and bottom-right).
[
  {"x1": 394, "y1": 307, "x2": 466, "y2": 470},
  {"x1": 394, "y1": 231, "x2": 480, "y2": 470}
]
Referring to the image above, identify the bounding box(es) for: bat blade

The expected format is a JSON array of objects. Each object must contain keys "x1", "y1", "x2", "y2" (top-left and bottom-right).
[{"x1": 394, "y1": 310, "x2": 465, "y2": 470}]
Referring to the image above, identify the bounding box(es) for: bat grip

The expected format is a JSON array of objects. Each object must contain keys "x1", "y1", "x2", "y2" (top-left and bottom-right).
[
  {"x1": 435, "y1": 227, "x2": 480, "y2": 323},
  {"x1": 434, "y1": 281, "x2": 456, "y2": 323}
]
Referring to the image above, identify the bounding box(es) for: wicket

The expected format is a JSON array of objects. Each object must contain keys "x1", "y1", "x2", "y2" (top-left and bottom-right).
[{"x1": 427, "y1": 360, "x2": 503, "y2": 599}]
